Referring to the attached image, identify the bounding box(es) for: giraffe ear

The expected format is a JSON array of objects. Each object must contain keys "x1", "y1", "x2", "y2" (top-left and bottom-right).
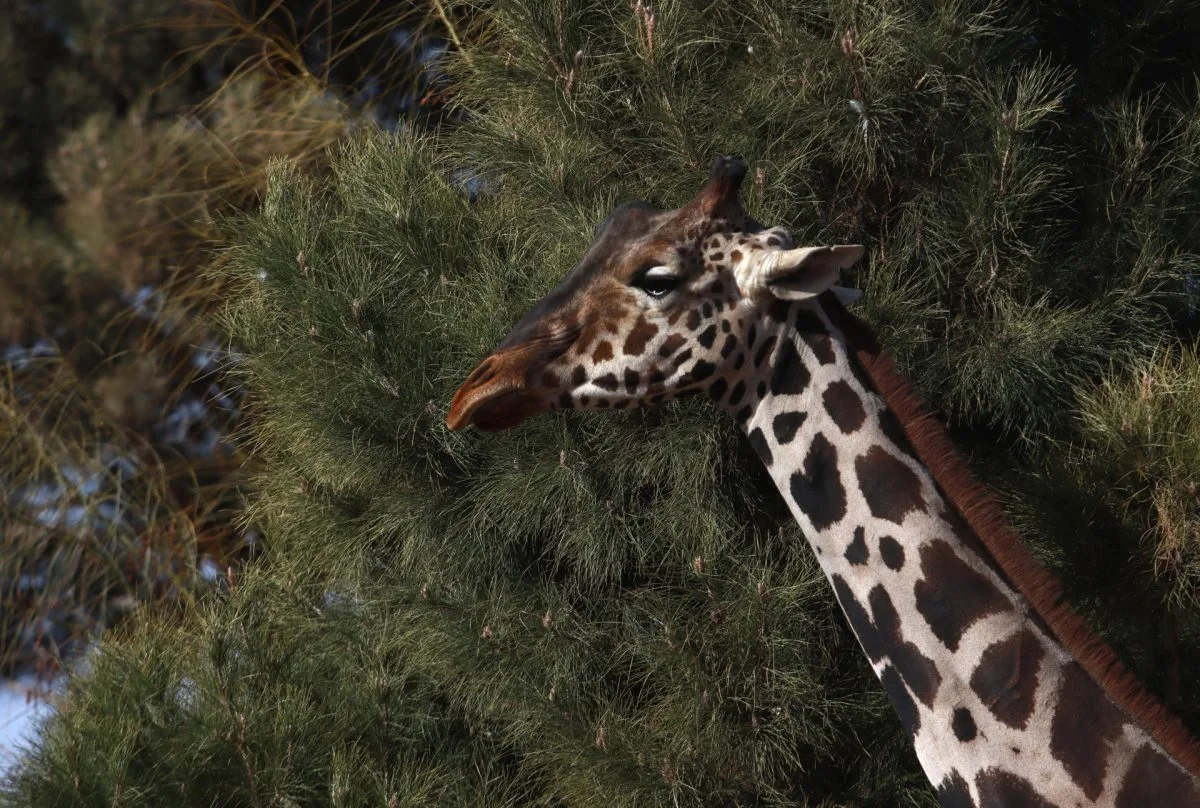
[{"x1": 760, "y1": 245, "x2": 865, "y2": 301}]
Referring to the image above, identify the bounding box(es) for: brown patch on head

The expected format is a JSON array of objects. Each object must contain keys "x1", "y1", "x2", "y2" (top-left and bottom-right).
[
  {"x1": 594, "y1": 373, "x2": 619, "y2": 392},
  {"x1": 658, "y1": 333, "x2": 686, "y2": 358},
  {"x1": 914, "y1": 539, "x2": 1011, "y2": 651},
  {"x1": 623, "y1": 316, "x2": 659, "y2": 356},
  {"x1": 592, "y1": 341, "x2": 614, "y2": 363},
  {"x1": 854, "y1": 446, "x2": 927, "y2": 525},
  {"x1": 1050, "y1": 663, "x2": 1128, "y2": 800},
  {"x1": 969, "y1": 628, "x2": 1045, "y2": 730},
  {"x1": 686, "y1": 359, "x2": 717, "y2": 385}
]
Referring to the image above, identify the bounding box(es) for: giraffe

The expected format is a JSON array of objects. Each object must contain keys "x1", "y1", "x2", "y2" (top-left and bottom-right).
[{"x1": 446, "y1": 156, "x2": 1200, "y2": 807}]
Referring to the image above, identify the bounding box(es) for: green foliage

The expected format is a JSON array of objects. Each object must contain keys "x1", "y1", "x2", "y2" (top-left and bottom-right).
[
  {"x1": 6, "y1": 0, "x2": 1200, "y2": 804},
  {"x1": 0, "y1": 0, "x2": 424, "y2": 682},
  {"x1": 1078, "y1": 348, "x2": 1200, "y2": 608},
  {"x1": 0, "y1": 0, "x2": 469, "y2": 680},
  {"x1": 0, "y1": 201, "x2": 102, "y2": 343},
  {"x1": 49, "y1": 75, "x2": 351, "y2": 291},
  {"x1": 2, "y1": 568, "x2": 548, "y2": 807},
  {"x1": 0, "y1": 0, "x2": 201, "y2": 212},
  {"x1": 0, "y1": 68, "x2": 358, "y2": 678}
]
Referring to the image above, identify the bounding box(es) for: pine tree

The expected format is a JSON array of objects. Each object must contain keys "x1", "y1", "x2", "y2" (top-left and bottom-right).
[
  {"x1": 5, "y1": 1, "x2": 1200, "y2": 805},
  {"x1": 1, "y1": 0, "x2": 449, "y2": 680}
]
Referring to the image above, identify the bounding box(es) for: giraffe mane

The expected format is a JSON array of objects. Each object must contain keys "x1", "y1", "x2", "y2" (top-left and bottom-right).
[{"x1": 822, "y1": 292, "x2": 1200, "y2": 776}]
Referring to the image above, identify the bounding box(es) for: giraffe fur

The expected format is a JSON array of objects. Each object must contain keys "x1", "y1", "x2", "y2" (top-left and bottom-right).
[{"x1": 447, "y1": 156, "x2": 1200, "y2": 807}]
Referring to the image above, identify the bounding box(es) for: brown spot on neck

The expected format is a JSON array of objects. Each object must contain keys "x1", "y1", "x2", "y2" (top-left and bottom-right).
[
  {"x1": 974, "y1": 769, "x2": 1055, "y2": 808},
  {"x1": 914, "y1": 539, "x2": 1011, "y2": 652},
  {"x1": 970, "y1": 628, "x2": 1044, "y2": 730},
  {"x1": 1116, "y1": 744, "x2": 1200, "y2": 807},
  {"x1": 789, "y1": 432, "x2": 846, "y2": 530},
  {"x1": 822, "y1": 379, "x2": 866, "y2": 433},
  {"x1": 854, "y1": 445, "x2": 927, "y2": 525},
  {"x1": 1050, "y1": 663, "x2": 1127, "y2": 801}
]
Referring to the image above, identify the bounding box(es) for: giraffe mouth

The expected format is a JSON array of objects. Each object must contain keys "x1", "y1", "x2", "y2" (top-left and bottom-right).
[
  {"x1": 447, "y1": 329, "x2": 578, "y2": 431},
  {"x1": 447, "y1": 383, "x2": 546, "y2": 431}
]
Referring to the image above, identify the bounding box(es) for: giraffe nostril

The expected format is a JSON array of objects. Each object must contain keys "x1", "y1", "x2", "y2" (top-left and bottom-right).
[{"x1": 468, "y1": 358, "x2": 497, "y2": 387}]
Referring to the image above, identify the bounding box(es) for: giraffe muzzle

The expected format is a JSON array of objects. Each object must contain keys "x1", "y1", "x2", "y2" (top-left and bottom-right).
[
  {"x1": 447, "y1": 329, "x2": 579, "y2": 431},
  {"x1": 447, "y1": 383, "x2": 545, "y2": 431}
]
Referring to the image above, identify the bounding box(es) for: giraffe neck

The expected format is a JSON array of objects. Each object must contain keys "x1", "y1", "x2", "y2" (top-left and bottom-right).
[{"x1": 719, "y1": 297, "x2": 1200, "y2": 807}]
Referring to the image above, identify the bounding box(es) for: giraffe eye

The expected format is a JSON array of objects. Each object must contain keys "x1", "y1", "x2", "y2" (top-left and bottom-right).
[{"x1": 632, "y1": 265, "x2": 683, "y2": 298}]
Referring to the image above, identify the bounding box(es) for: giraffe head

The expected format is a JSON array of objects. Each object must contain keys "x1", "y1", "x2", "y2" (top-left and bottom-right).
[{"x1": 447, "y1": 156, "x2": 865, "y2": 431}]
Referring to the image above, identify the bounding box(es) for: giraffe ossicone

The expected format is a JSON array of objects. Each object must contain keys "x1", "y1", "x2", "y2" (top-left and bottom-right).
[{"x1": 448, "y1": 157, "x2": 1200, "y2": 807}]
